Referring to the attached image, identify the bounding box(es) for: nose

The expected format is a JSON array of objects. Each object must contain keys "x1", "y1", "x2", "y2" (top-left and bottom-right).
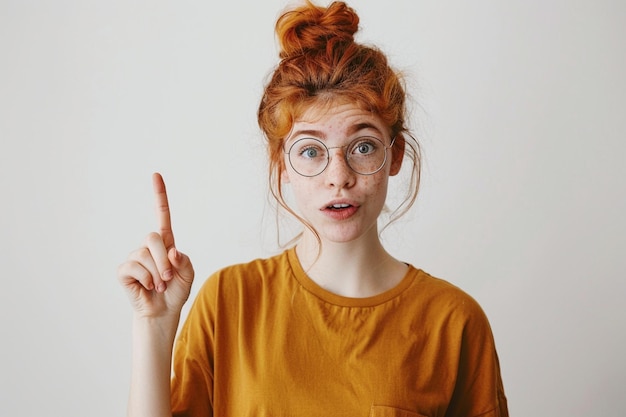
[{"x1": 324, "y1": 148, "x2": 355, "y2": 188}]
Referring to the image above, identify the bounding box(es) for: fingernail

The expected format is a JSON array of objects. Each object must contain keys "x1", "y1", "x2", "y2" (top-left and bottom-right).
[
  {"x1": 163, "y1": 269, "x2": 173, "y2": 280},
  {"x1": 157, "y1": 282, "x2": 167, "y2": 293}
]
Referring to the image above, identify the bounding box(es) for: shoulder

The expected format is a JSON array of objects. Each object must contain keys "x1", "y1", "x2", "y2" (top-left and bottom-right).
[
  {"x1": 406, "y1": 268, "x2": 492, "y2": 329},
  {"x1": 194, "y1": 249, "x2": 293, "y2": 302}
]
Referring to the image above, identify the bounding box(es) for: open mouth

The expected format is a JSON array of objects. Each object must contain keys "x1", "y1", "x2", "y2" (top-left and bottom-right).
[
  {"x1": 327, "y1": 203, "x2": 352, "y2": 210},
  {"x1": 322, "y1": 202, "x2": 358, "y2": 219}
]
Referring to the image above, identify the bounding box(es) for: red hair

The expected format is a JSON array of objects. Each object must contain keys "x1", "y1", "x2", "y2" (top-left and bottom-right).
[{"x1": 257, "y1": 1, "x2": 420, "y2": 240}]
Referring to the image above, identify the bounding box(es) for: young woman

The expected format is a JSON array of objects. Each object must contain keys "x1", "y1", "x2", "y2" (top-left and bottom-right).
[{"x1": 117, "y1": 1, "x2": 508, "y2": 416}]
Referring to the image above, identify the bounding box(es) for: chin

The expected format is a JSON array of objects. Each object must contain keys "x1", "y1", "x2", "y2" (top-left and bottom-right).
[{"x1": 319, "y1": 225, "x2": 373, "y2": 245}]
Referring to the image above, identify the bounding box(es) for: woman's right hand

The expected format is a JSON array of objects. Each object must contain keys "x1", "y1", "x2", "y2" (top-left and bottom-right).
[{"x1": 117, "y1": 173, "x2": 195, "y2": 319}]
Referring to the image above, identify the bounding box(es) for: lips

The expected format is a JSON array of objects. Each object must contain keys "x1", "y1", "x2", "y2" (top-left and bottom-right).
[
  {"x1": 323, "y1": 199, "x2": 359, "y2": 210},
  {"x1": 321, "y1": 200, "x2": 359, "y2": 220}
]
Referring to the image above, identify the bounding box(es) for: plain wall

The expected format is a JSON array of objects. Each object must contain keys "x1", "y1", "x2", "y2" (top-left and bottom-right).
[{"x1": 1, "y1": 0, "x2": 624, "y2": 415}]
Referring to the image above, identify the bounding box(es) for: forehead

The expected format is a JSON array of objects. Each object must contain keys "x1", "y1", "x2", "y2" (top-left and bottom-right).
[{"x1": 292, "y1": 101, "x2": 388, "y2": 137}]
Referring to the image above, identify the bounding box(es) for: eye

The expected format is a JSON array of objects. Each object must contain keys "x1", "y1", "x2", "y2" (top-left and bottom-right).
[
  {"x1": 351, "y1": 138, "x2": 379, "y2": 156},
  {"x1": 291, "y1": 138, "x2": 326, "y2": 160},
  {"x1": 301, "y1": 146, "x2": 319, "y2": 158}
]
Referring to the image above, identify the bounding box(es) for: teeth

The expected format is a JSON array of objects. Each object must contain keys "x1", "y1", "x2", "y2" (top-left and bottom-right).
[{"x1": 332, "y1": 204, "x2": 350, "y2": 209}]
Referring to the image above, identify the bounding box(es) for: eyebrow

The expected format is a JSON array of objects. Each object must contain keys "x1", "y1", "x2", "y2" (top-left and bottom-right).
[
  {"x1": 349, "y1": 122, "x2": 385, "y2": 137},
  {"x1": 290, "y1": 129, "x2": 327, "y2": 139}
]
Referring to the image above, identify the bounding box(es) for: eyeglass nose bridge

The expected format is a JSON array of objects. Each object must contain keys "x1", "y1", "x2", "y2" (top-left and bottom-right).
[
  {"x1": 285, "y1": 136, "x2": 395, "y2": 177},
  {"x1": 322, "y1": 144, "x2": 353, "y2": 175}
]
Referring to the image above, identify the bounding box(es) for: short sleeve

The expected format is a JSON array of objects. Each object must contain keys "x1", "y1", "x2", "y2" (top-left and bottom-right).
[
  {"x1": 445, "y1": 299, "x2": 508, "y2": 417},
  {"x1": 171, "y1": 276, "x2": 219, "y2": 417}
]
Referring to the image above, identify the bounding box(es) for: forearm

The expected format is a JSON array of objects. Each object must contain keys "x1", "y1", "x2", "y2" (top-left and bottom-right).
[{"x1": 127, "y1": 315, "x2": 180, "y2": 417}]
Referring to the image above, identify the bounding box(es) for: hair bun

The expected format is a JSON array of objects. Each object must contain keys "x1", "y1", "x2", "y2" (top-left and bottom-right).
[{"x1": 276, "y1": 1, "x2": 359, "y2": 59}]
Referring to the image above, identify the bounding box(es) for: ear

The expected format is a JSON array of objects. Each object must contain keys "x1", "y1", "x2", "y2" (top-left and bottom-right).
[{"x1": 389, "y1": 135, "x2": 405, "y2": 176}]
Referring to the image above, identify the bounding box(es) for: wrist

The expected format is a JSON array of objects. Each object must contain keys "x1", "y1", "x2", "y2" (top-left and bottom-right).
[{"x1": 132, "y1": 313, "x2": 181, "y2": 342}]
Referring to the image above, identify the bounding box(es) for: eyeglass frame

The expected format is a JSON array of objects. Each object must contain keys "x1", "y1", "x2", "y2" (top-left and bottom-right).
[{"x1": 283, "y1": 135, "x2": 397, "y2": 177}]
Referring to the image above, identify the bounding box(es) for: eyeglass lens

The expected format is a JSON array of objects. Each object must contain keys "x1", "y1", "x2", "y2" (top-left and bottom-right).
[{"x1": 287, "y1": 136, "x2": 389, "y2": 177}]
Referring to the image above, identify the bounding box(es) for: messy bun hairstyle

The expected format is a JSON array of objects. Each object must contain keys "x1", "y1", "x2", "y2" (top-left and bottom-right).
[{"x1": 258, "y1": 0, "x2": 421, "y2": 239}]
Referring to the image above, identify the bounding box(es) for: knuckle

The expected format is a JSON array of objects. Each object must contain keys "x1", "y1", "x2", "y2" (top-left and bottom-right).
[
  {"x1": 129, "y1": 247, "x2": 151, "y2": 262},
  {"x1": 116, "y1": 262, "x2": 128, "y2": 279},
  {"x1": 144, "y1": 231, "x2": 162, "y2": 245}
]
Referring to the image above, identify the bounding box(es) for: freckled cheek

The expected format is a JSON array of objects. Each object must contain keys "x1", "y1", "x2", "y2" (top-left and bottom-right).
[
  {"x1": 363, "y1": 173, "x2": 387, "y2": 188},
  {"x1": 360, "y1": 175, "x2": 389, "y2": 198}
]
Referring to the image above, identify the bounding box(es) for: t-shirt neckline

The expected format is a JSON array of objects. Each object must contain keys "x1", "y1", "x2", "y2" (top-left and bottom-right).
[{"x1": 285, "y1": 247, "x2": 417, "y2": 308}]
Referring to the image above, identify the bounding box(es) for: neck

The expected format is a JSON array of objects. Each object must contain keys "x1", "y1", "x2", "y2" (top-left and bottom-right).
[{"x1": 295, "y1": 229, "x2": 408, "y2": 298}]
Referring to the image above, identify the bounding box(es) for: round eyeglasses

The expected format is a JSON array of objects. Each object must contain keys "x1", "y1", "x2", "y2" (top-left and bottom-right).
[{"x1": 285, "y1": 136, "x2": 396, "y2": 177}]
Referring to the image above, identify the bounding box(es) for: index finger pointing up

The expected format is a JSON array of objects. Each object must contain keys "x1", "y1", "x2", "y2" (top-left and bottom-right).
[{"x1": 152, "y1": 172, "x2": 175, "y2": 250}]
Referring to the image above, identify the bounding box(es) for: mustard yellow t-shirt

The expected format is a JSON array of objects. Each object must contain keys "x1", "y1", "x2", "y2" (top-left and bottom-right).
[{"x1": 171, "y1": 248, "x2": 508, "y2": 417}]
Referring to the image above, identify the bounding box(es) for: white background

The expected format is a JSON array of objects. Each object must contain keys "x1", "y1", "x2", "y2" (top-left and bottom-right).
[{"x1": 1, "y1": 0, "x2": 625, "y2": 416}]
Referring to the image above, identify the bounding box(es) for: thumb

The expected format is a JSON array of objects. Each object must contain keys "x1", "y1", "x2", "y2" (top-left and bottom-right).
[{"x1": 168, "y1": 247, "x2": 194, "y2": 283}]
